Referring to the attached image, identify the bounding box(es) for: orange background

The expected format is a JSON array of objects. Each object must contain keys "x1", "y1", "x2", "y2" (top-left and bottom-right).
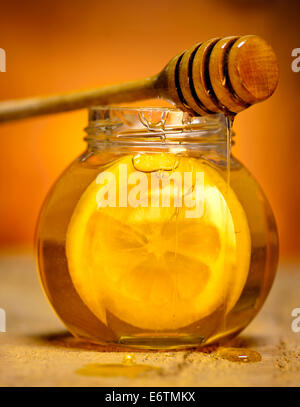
[{"x1": 0, "y1": 0, "x2": 299, "y2": 260}]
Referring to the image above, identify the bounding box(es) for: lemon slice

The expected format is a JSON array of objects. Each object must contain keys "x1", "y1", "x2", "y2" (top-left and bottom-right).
[{"x1": 66, "y1": 154, "x2": 251, "y2": 330}]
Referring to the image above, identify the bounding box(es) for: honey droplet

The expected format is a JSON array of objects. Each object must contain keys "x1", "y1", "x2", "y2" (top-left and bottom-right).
[
  {"x1": 132, "y1": 153, "x2": 179, "y2": 173},
  {"x1": 122, "y1": 354, "x2": 136, "y2": 365},
  {"x1": 215, "y1": 347, "x2": 262, "y2": 363},
  {"x1": 76, "y1": 363, "x2": 161, "y2": 379}
]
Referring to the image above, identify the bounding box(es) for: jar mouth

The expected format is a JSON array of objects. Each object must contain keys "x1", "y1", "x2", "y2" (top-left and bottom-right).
[{"x1": 85, "y1": 106, "x2": 230, "y2": 145}]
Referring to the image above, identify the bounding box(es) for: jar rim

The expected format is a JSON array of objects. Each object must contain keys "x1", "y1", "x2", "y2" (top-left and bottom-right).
[{"x1": 85, "y1": 106, "x2": 229, "y2": 146}]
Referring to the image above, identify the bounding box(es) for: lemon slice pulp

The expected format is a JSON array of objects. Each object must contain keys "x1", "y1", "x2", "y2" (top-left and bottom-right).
[{"x1": 66, "y1": 154, "x2": 251, "y2": 330}]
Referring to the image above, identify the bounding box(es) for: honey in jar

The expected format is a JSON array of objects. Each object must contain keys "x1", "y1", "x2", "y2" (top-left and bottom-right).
[{"x1": 36, "y1": 107, "x2": 278, "y2": 349}]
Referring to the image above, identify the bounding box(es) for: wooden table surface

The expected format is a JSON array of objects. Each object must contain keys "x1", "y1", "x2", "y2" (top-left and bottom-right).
[{"x1": 0, "y1": 252, "x2": 299, "y2": 387}]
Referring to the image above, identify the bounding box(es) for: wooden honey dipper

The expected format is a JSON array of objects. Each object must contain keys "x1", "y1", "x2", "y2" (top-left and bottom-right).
[{"x1": 0, "y1": 35, "x2": 278, "y2": 123}]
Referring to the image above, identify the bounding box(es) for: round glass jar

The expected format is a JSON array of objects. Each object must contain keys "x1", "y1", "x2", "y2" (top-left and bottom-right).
[{"x1": 36, "y1": 107, "x2": 278, "y2": 349}]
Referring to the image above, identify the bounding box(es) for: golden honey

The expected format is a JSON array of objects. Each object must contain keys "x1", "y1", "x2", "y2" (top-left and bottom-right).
[
  {"x1": 36, "y1": 107, "x2": 278, "y2": 349},
  {"x1": 215, "y1": 347, "x2": 262, "y2": 363}
]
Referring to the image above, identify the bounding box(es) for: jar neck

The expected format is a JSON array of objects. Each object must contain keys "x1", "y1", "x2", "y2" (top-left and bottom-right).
[{"x1": 84, "y1": 107, "x2": 231, "y2": 151}]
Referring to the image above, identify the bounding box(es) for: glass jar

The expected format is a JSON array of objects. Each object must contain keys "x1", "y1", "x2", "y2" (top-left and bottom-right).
[{"x1": 36, "y1": 107, "x2": 278, "y2": 349}]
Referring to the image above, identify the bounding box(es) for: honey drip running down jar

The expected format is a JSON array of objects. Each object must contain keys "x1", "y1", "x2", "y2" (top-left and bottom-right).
[{"x1": 36, "y1": 107, "x2": 278, "y2": 349}]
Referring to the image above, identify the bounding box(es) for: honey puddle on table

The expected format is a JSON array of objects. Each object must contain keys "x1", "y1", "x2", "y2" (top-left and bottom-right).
[
  {"x1": 76, "y1": 347, "x2": 261, "y2": 378},
  {"x1": 76, "y1": 354, "x2": 161, "y2": 378},
  {"x1": 215, "y1": 347, "x2": 262, "y2": 363}
]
